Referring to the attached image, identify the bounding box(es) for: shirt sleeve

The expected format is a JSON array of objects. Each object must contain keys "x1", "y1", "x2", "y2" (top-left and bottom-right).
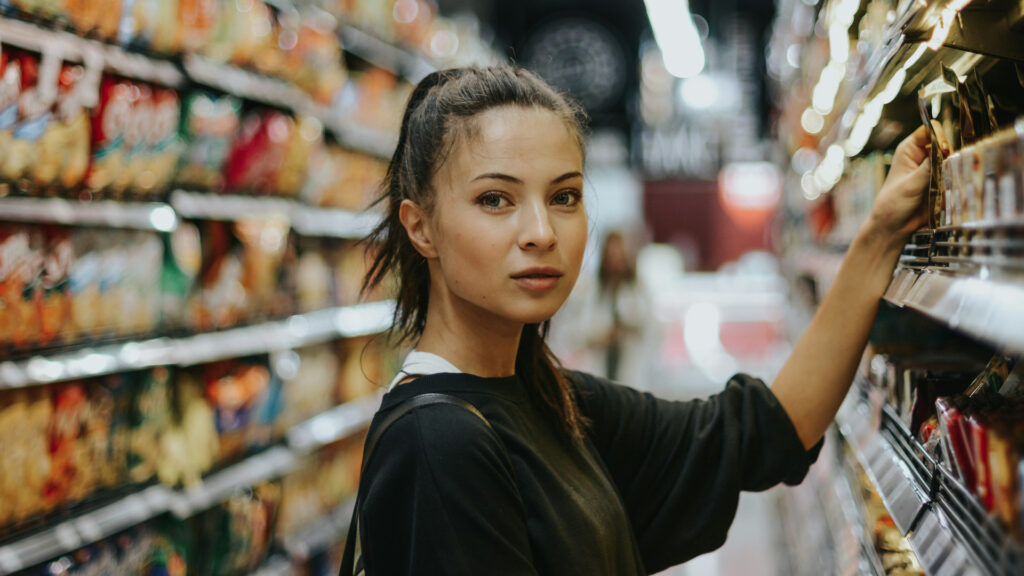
[
  {"x1": 359, "y1": 403, "x2": 539, "y2": 576},
  {"x1": 569, "y1": 370, "x2": 822, "y2": 573}
]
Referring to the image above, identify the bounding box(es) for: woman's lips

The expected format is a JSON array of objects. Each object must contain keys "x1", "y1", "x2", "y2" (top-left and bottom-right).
[{"x1": 511, "y1": 268, "x2": 563, "y2": 292}]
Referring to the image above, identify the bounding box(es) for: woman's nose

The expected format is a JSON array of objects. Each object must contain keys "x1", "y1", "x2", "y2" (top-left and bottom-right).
[{"x1": 519, "y1": 201, "x2": 557, "y2": 251}]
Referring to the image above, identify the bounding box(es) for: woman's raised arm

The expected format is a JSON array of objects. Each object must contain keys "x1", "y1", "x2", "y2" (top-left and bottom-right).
[{"x1": 771, "y1": 125, "x2": 934, "y2": 449}]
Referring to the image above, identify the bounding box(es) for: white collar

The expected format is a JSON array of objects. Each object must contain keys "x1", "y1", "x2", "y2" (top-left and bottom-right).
[{"x1": 387, "y1": 350, "x2": 463, "y2": 391}]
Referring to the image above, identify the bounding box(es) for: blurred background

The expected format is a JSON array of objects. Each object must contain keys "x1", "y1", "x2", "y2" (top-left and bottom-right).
[{"x1": 1, "y1": 0, "x2": 1023, "y2": 575}]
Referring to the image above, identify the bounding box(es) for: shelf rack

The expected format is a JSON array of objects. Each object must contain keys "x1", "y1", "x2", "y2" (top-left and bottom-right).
[
  {"x1": 0, "y1": 393, "x2": 378, "y2": 575},
  {"x1": 0, "y1": 300, "x2": 394, "y2": 389},
  {"x1": 0, "y1": 16, "x2": 396, "y2": 160},
  {"x1": 340, "y1": 24, "x2": 437, "y2": 83},
  {"x1": 834, "y1": 380, "x2": 1024, "y2": 575}
]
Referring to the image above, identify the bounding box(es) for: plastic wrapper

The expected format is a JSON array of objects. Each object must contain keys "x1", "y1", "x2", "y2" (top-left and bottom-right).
[
  {"x1": 0, "y1": 389, "x2": 53, "y2": 530},
  {"x1": 68, "y1": 228, "x2": 102, "y2": 341},
  {"x1": 160, "y1": 221, "x2": 201, "y2": 331},
  {"x1": 129, "y1": 366, "x2": 172, "y2": 484},
  {"x1": 1, "y1": 48, "x2": 59, "y2": 185},
  {"x1": 0, "y1": 224, "x2": 44, "y2": 352},
  {"x1": 204, "y1": 360, "x2": 273, "y2": 462},
  {"x1": 33, "y1": 61, "x2": 94, "y2": 192},
  {"x1": 936, "y1": 396, "x2": 974, "y2": 487},
  {"x1": 222, "y1": 108, "x2": 295, "y2": 195},
  {"x1": 176, "y1": 90, "x2": 240, "y2": 191},
  {"x1": 38, "y1": 225, "x2": 73, "y2": 346},
  {"x1": 85, "y1": 76, "x2": 133, "y2": 196}
]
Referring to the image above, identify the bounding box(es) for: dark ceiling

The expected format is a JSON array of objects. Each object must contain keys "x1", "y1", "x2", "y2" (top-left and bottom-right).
[{"x1": 436, "y1": 0, "x2": 777, "y2": 136}]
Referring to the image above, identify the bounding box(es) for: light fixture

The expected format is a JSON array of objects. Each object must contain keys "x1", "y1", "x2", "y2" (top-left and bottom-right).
[{"x1": 643, "y1": 0, "x2": 705, "y2": 79}]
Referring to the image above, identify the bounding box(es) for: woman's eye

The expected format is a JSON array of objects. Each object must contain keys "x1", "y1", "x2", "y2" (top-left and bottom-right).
[
  {"x1": 478, "y1": 192, "x2": 508, "y2": 209},
  {"x1": 552, "y1": 190, "x2": 581, "y2": 206}
]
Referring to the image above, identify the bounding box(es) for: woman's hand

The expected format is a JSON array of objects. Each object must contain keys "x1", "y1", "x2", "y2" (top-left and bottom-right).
[{"x1": 865, "y1": 124, "x2": 944, "y2": 243}]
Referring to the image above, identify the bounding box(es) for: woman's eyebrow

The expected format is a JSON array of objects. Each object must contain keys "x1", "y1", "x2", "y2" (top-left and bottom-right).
[
  {"x1": 472, "y1": 172, "x2": 522, "y2": 184},
  {"x1": 551, "y1": 171, "x2": 583, "y2": 184}
]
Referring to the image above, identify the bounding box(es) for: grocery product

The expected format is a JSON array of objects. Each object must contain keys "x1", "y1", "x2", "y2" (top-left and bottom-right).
[
  {"x1": 193, "y1": 481, "x2": 281, "y2": 575},
  {"x1": 158, "y1": 369, "x2": 217, "y2": 488},
  {"x1": 204, "y1": 359, "x2": 273, "y2": 462},
  {"x1": 129, "y1": 366, "x2": 173, "y2": 484},
  {"x1": 274, "y1": 343, "x2": 340, "y2": 434},
  {"x1": 1, "y1": 48, "x2": 58, "y2": 185},
  {"x1": 176, "y1": 90, "x2": 241, "y2": 191},
  {"x1": 0, "y1": 224, "x2": 44, "y2": 351},
  {"x1": 46, "y1": 381, "x2": 89, "y2": 508},
  {"x1": 160, "y1": 221, "x2": 201, "y2": 331},
  {"x1": 33, "y1": 60, "x2": 94, "y2": 192},
  {"x1": 85, "y1": 76, "x2": 132, "y2": 196},
  {"x1": 38, "y1": 225, "x2": 73, "y2": 346},
  {"x1": 222, "y1": 108, "x2": 295, "y2": 195},
  {"x1": 67, "y1": 228, "x2": 102, "y2": 341},
  {"x1": 0, "y1": 388, "x2": 53, "y2": 530}
]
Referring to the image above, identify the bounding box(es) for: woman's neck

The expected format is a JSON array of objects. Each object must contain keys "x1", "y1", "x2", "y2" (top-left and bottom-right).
[{"x1": 416, "y1": 288, "x2": 522, "y2": 378}]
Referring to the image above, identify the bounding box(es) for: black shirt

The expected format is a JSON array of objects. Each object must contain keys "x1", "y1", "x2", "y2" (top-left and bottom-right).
[{"x1": 357, "y1": 370, "x2": 820, "y2": 575}]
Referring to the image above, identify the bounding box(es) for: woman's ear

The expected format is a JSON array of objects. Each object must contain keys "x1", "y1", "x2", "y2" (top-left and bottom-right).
[{"x1": 399, "y1": 199, "x2": 438, "y2": 258}]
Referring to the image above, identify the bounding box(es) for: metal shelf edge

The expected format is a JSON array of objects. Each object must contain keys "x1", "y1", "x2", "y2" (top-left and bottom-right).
[{"x1": 286, "y1": 394, "x2": 379, "y2": 455}]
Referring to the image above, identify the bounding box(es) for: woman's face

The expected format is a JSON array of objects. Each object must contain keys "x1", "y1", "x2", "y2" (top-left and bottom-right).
[{"x1": 424, "y1": 105, "x2": 587, "y2": 328}]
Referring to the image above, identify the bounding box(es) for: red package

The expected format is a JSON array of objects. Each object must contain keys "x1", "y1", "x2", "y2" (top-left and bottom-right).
[
  {"x1": 47, "y1": 382, "x2": 89, "y2": 510},
  {"x1": 121, "y1": 82, "x2": 153, "y2": 197},
  {"x1": 222, "y1": 109, "x2": 294, "y2": 195},
  {"x1": 39, "y1": 226, "x2": 74, "y2": 347},
  {"x1": 970, "y1": 412, "x2": 994, "y2": 510},
  {"x1": 85, "y1": 76, "x2": 134, "y2": 196},
  {"x1": 936, "y1": 396, "x2": 975, "y2": 489}
]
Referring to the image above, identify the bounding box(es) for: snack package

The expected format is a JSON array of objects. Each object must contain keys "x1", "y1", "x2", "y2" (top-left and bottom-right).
[
  {"x1": 129, "y1": 366, "x2": 172, "y2": 483},
  {"x1": 966, "y1": 355, "x2": 1015, "y2": 397},
  {"x1": 202, "y1": 0, "x2": 274, "y2": 67},
  {"x1": 176, "y1": 90, "x2": 241, "y2": 191},
  {"x1": 32, "y1": 60, "x2": 95, "y2": 192},
  {"x1": 120, "y1": 0, "x2": 183, "y2": 55},
  {"x1": 160, "y1": 221, "x2": 201, "y2": 331},
  {"x1": 65, "y1": 0, "x2": 123, "y2": 41},
  {"x1": 143, "y1": 87, "x2": 183, "y2": 195},
  {"x1": 38, "y1": 225, "x2": 74, "y2": 347},
  {"x1": 936, "y1": 396, "x2": 974, "y2": 487},
  {"x1": 276, "y1": 115, "x2": 318, "y2": 197},
  {"x1": 46, "y1": 382, "x2": 89, "y2": 509},
  {"x1": 196, "y1": 482, "x2": 281, "y2": 575},
  {"x1": 85, "y1": 76, "x2": 133, "y2": 196},
  {"x1": 158, "y1": 370, "x2": 218, "y2": 487},
  {"x1": 234, "y1": 216, "x2": 290, "y2": 320},
  {"x1": 97, "y1": 231, "x2": 128, "y2": 338},
  {"x1": 291, "y1": 16, "x2": 347, "y2": 104},
  {"x1": 0, "y1": 48, "x2": 20, "y2": 170},
  {"x1": 121, "y1": 231, "x2": 163, "y2": 335},
  {"x1": 0, "y1": 224, "x2": 44, "y2": 351},
  {"x1": 987, "y1": 420, "x2": 1022, "y2": 536},
  {"x1": 119, "y1": 81, "x2": 151, "y2": 196},
  {"x1": 222, "y1": 108, "x2": 295, "y2": 195},
  {"x1": 196, "y1": 221, "x2": 246, "y2": 330},
  {"x1": 2, "y1": 48, "x2": 59, "y2": 185},
  {"x1": 68, "y1": 229, "x2": 103, "y2": 341},
  {"x1": 204, "y1": 360, "x2": 271, "y2": 462},
  {"x1": 0, "y1": 389, "x2": 53, "y2": 528},
  {"x1": 178, "y1": 0, "x2": 219, "y2": 54},
  {"x1": 274, "y1": 343, "x2": 340, "y2": 433},
  {"x1": 294, "y1": 237, "x2": 334, "y2": 313}
]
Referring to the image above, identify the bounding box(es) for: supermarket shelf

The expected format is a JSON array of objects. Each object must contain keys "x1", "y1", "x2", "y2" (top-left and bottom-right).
[
  {"x1": 834, "y1": 385, "x2": 1022, "y2": 575},
  {"x1": 0, "y1": 485, "x2": 173, "y2": 576},
  {"x1": 167, "y1": 446, "x2": 297, "y2": 519},
  {"x1": 0, "y1": 300, "x2": 394, "y2": 388},
  {"x1": 170, "y1": 190, "x2": 381, "y2": 239},
  {"x1": 883, "y1": 268, "x2": 1024, "y2": 355},
  {"x1": 183, "y1": 54, "x2": 314, "y2": 114},
  {"x1": 288, "y1": 394, "x2": 379, "y2": 455},
  {"x1": 903, "y1": 0, "x2": 1024, "y2": 61},
  {"x1": 340, "y1": 25, "x2": 436, "y2": 82},
  {"x1": 0, "y1": 17, "x2": 184, "y2": 87},
  {"x1": 829, "y1": 452, "x2": 886, "y2": 576},
  {"x1": 280, "y1": 496, "x2": 356, "y2": 560},
  {"x1": 0, "y1": 197, "x2": 178, "y2": 231}
]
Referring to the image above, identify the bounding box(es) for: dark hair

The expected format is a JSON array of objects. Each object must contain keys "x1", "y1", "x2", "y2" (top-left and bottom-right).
[{"x1": 362, "y1": 66, "x2": 589, "y2": 441}]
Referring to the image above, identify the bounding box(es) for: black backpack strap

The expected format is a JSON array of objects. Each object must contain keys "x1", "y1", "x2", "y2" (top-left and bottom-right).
[{"x1": 339, "y1": 393, "x2": 493, "y2": 576}]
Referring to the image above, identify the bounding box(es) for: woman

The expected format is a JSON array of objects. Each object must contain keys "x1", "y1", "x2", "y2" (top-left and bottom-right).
[
  {"x1": 556, "y1": 230, "x2": 654, "y2": 383},
  {"x1": 352, "y1": 67, "x2": 930, "y2": 575}
]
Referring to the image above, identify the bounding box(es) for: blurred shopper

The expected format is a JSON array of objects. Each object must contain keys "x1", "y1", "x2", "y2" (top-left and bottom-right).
[
  {"x1": 557, "y1": 230, "x2": 653, "y2": 383},
  {"x1": 344, "y1": 66, "x2": 932, "y2": 576}
]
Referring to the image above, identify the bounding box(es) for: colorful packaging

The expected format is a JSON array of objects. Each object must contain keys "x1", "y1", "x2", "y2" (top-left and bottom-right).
[
  {"x1": 0, "y1": 48, "x2": 20, "y2": 171},
  {"x1": 157, "y1": 369, "x2": 218, "y2": 488},
  {"x1": 68, "y1": 228, "x2": 103, "y2": 341},
  {"x1": 275, "y1": 343, "x2": 340, "y2": 434},
  {"x1": 38, "y1": 225, "x2": 74, "y2": 346},
  {"x1": 120, "y1": 0, "x2": 183, "y2": 55},
  {"x1": 203, "y1": 360, "x2": 271, "y2": 462},
  {"x1": 0, "y1": 389, "x2": 53, "y2": 528},
  {"x1": 46, "y1": 382, "x2": 89, "y2": 509},
  {"x1": 222, "y1": 109, "x2": 295, "y2": 195},
  {"x1": 129, "y1": 366, "x2": 172, "y2": 483},
  {"x1": 1, "y1": 48, "x2": 58, "y2": 185},
  {"x1": 32, "y1": 61, "x2": 94, "y2": 191},
  {"x1": 160, "y1": 221, "x2": 201, "y2": 331},
  {"x1": 178, "y1": 0, "x2": 219, "y2": 54},
  {"x1": 97, "y1": 231, "x2": 128, "y2": 338},
  {"x1": 64, "y1": 0, "x2": 123, "y2": 41},
  {"x1": 85, "y1": 76, "x2": 133, "y2": 196},
  {"x1": 121, "y1": 231, "x2": 163, "y2": 336},
  {"x1": 0, "y1": 224, "x2": 44, "y2": 351},
  {"x1": 234, "y1": 216, "x2": 291, "y2": 321},
  {"x1": 143, "y1": 87, "x2": 183, "y2": 195},
  {"x1": 176, "y1": 90, "x2": 241, "y2": 191},
  {"x1": 196, "y1": 221, "x2": 246, "y2": 330},
  {"x1": 936, "y1": 396, "x2": 974, "y2": 488}
]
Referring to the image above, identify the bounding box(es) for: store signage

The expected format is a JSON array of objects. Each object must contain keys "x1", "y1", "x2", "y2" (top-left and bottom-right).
[{"x1": 639, "y1": 124, "x2": 720, "y2": 179}]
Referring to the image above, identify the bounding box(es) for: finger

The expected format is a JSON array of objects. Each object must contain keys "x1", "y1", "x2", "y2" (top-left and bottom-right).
[
  {"x1": 930, "y1": 120, "x2": 950, "y2": 155},
  {"x1": 901, "y1": 157, "x2": 931, "y2": 196},
  {"x1": 897, "y1": 125, "x2": 930, "y2": 165}
]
